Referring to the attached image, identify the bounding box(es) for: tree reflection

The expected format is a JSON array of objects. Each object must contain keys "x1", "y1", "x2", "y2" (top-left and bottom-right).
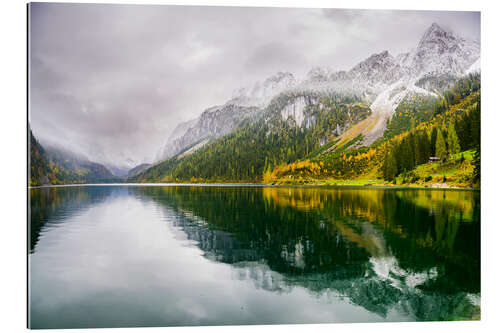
[
  {"x1": 29, "y1": 186, "x2": 112, "y2": 253},
  {"x1": 134, "y1": 186, "x2": 480, "y2": 321}
]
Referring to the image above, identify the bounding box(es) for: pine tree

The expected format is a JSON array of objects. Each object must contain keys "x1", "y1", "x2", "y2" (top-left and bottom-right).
[
  {"x1": 383, "y1": 149, "x2": 398, "y2": 181},
  {"x1": 420, "y1": 131, "x2": 431, "y2": 164},
  {"x1": 414, "y1": 131, "x2": 430, "y2": 166},
  {"x1": 430, "y1": 127, "x2": 438, "y2": 156},
  {"x1": 455, "y1": 117, "x2": 470, "y2": 150},
  {"x1": 446, "y1": 123, "x2": 461, "y2": 157},
  {"x1": 470, "y1": 100, "x2": 481, "y2": 149},
  {"x1": 398, "y1": 135, "x2": 415, "y2": 172},
  {"x1": 435, "y1": 129, "x2": 447, "y2": 161}
]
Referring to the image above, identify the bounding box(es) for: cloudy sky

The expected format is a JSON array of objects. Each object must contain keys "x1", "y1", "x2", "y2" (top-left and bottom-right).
[{"x1": 29, "y1": 3, "x2": 480, "y2": 170}]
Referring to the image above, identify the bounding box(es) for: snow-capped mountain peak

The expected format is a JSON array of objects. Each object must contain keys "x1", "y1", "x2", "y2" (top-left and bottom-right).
[
  {"x1": 410, "y1": 22, "x2": 479, "y2": 77},
  {"x1": 156, "y1": 23, "x2": 480, "y2": 162},
  {"x1": 349, "y1": 50, "x2": 401, "y2": 86},
  {"x1": 417, "y1": 22, "x2": 455, "y2": 50},
  {"x1": 326, "y1": 22, "x2": 479, "y2": 146}
]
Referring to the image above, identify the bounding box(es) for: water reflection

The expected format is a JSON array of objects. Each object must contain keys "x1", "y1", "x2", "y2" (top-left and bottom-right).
[
  {"x1": 29, "y1": 186, "x2": 112, "y2": 253},
  {"x1": 133, "y1": 186, "x2": 480, "y2": 320},
  {"x1": 29, "y1": 185, "x2": 480, "y2": 328}
]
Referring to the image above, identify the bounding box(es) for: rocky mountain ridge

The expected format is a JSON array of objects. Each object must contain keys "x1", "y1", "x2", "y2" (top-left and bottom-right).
[
  {"x1": 153, "y1": 23, "x2": 479, "y2": 167},
  {"x1": 157, "y1": 104, "x2": 260, "y2": 161}
]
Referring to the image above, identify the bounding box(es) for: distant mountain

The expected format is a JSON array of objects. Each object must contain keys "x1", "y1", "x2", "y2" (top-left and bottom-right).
[
  {"x1": 410, "y1": 23, "x2": 479, "y2": 78},
  {"x1": 157, "y1": 104, "x2": 261, "y2": 161},
  {"x1": 156, "y1": 118, "x2": 197, "y2": 161},
  {"x1": 127, "y1": 163, "x2": 151, "y2": 178},
  {"x1": 130, "y1": 89, "x2": 370, "y2": 183},
  {"x1": 154, "y1": 23, "x2": 479, "y2": 164},
  {"x1": 104, "y1": 165, "x2": 130, "y2": 178},
  {"x1": 297, "y1": 22, "x2": 480, "y2": 146},
  {"x1": 349, "y1": 50, "x2": 402, "y2": 87},
  {"x1": 136, "y1": 23, "x2": 480, "y2": 184},
  {"x1": 341, "y1": 23, "x2": 479, "y2": 94},
  {"x1": 29, "y1": 129, "x2": 119, "y2": 186},
  {"x1": 44, "y1": 145, "x2": 116, "y2": 180}
]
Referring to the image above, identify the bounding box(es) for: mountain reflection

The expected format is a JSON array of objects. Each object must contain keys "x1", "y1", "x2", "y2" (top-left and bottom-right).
[
  {"x1": 29, "y1": 186, "x2": 480, "y2": 322},
  {"x1": 133, "y1": 186, "x2": 480, "y2": 321}
]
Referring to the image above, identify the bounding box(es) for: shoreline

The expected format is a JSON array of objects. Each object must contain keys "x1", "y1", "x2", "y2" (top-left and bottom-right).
[{"x1": 28, "y1": 182, "x2": 479, "y2": 191}]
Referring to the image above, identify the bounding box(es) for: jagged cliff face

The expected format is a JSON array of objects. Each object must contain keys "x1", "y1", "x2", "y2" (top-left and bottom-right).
[
  {"x1": 335, "y1": 24, "x2": 479, "y2": 98},
  {"x1": 156, "y1": 72, "x2": 298, "y2": 162},
  {"x1": 156, "y1": 23, "x2": 480, "y2": 162},
  {"x1": 157, "y1": 118, "x2": 197, "y2": 161},
  {"x1": 159, "y1": 104, "x2": 260, "y2": 160},
  {"x1": 349, "y1": 51, "x2": 402, "y2": 87},
  {"x1": 410, "y1": 23, "x2": 480, "y2": 77}
]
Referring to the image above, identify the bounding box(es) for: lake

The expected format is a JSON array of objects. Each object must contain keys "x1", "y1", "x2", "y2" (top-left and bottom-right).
[{"x1": 28, "y1": 185, "x2": 480, "y2": 328}]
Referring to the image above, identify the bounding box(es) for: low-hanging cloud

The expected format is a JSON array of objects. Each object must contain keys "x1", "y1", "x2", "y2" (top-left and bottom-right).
[{"x1": 29, "y1": 3, "x2": 480, "y2": 170}]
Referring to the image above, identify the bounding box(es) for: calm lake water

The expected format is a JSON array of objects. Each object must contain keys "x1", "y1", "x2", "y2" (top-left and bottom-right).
[{"x1": 28, "y1": 185, "x2": 480, "y2": 328}]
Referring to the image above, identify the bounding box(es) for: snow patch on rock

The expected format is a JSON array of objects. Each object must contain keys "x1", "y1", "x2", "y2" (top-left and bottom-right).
[
  {"x1": 280, "y1": 96, "x2": 307, "y2": 126},
  {"x1": 466, "y1": 57, "x2": 481, "y2": 74}
]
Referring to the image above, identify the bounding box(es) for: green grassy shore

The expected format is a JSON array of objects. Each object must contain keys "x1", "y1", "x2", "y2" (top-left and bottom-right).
[{"x1": 259, "y1": 150, "x2": 478, "y2": 189}]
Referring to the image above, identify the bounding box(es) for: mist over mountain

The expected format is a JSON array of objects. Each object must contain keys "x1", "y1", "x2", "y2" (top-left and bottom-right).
[
  {"x1": 151, "y1": 22, "x2": 479, "y2": 172},
  {"x1": 29, "y1": 128, "x2": 119, "y2": 185},
  {"x1": 127, "y1": 163, "x2": 152, "y2": 178},
  {"x1": 29, "y1": 18, "x2": 480, "y2": 187},
  {"x1": 29, "y1": 4, "x2": 479, "y2": 173}
]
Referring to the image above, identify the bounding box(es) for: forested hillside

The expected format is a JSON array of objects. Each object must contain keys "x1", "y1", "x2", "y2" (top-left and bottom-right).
[
  {"x1": 129, "y1": 22, "x2": 480, "y2": 188},
  {"x1": 268, "y1": 73, "x2": 481, "y2": 187},
  {"x1": 29, "y1": 128, "x2": 120, "y2": 186},
  {"x1": 131, "y1": 74, "x2": 480, "y2": 188},
  {"x1": 129, "y1": 91, "x2": 370, "y2": 183},
  {"x1": 29, "y1": 128, "x2": 52, "y2": 186}
]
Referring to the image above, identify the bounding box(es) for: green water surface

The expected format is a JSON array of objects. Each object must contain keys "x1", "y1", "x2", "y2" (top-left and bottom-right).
[{"x1": 28, "y1": 185, "x2": 480, "y2": 328}]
